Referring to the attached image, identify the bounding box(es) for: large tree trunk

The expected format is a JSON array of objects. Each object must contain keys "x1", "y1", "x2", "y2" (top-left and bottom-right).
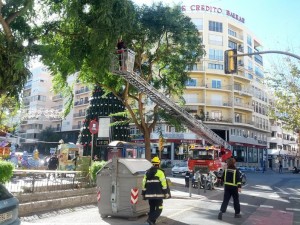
[{"x1": 143, "y1": 128, "x2": 152, "y2": 161}]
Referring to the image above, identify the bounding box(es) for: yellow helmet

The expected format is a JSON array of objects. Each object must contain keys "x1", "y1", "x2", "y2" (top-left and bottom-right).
[{"x1": 151, "y1": 156, "x2": 161, "y2": 164}]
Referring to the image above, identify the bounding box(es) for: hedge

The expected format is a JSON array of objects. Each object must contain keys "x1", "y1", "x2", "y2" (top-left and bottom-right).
[
  {"x1": 90, "y1": 161, "x2": 107, "y2": 182},
  {"x1": 0, "y1": 160, "x2": 14, "y2": 183}
]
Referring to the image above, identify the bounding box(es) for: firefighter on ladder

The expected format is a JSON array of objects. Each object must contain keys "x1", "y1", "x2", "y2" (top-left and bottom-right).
[
  {"x1": 142, "y1": 156, "x2": 170, "y2": 225},
  {"x1": 116, "y1": 38, "x2": 127, "y2": 71}
]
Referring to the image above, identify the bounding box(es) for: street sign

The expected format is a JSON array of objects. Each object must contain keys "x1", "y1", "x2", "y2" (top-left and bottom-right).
[
  {"x1": 96, "y1": 139, "x2": 110, "y2": 146},
  {"x1": 89, "y1": 120, "x2": 99, "y2": 134}
]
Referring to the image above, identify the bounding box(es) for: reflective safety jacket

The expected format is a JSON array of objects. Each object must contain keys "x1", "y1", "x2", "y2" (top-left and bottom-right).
[
  {"x1": 222, "y1": 168, "x2": 242, "y2": 188},
  {"x1": 142, "y1": 167, "x2": 168, "y2": 199}
]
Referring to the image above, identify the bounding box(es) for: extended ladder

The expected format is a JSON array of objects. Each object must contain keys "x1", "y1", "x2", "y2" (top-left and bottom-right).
[{"x1": 113, "y1": 50, "x2": 230, "y2": 148}]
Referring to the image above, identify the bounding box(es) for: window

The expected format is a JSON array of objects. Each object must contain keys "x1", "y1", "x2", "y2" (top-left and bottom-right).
[
  {"x1": 234, "y1": 83, "x2": 242, "y2": 91},
  {"x1": 209, "y1": 21, "x2": 223, "y2": 32},
  {"x1": 185, "y1": 78, "x2": 197, "y2": 86},
  {"x1": 209, "y1": 49, "x2": 223, "y2": 61},
  {"x1": 212, "y1": 79, "x2": 221, "y2": 88},
  {"x1": 183, "y1": 94, "x2": 198, "y2": 103},
  {"x1": 211, "y1": 111, "x2": 222, "y2": 120},
  {"x1": 235, "y1": 113, "x2": 242, "y2": 123},
  {"x1": 208, "y1": 63, "x2": 223, "y2": 70},
  {"x1": 192, "y1": 18, "x2": 203, "y2": 30},
  {"x1": 208, "y1": 34, "x2": 223, "y2": 46},
  {"x1": 247, "y1": 35, "x2": 252, "y2": 46},
  {"x1": 228, "y1": 40, "x2": 237, "y2": 49},
  {"x1": 228, "y1": 29, "x2": 237, "y2": 37},
  {"x1": 248, "y1": 148, "x2": 258, "y2": 163}
]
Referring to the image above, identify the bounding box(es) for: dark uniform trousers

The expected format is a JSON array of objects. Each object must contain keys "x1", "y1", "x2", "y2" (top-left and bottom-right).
[
  {"x1": 220, "y1": 185, "x2": 240, "y2": 214},
  {"x1": 148, "y1": 199, "x2": 163, "y2": 223}
]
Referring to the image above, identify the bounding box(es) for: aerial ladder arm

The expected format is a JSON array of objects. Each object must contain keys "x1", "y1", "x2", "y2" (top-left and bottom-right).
[{"x1": 112, "y1": 50, "x2": 231, "y2": 149}]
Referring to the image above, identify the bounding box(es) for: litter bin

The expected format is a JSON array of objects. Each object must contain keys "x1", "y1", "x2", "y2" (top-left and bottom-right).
[{"x1": 96, "y1": 157, "x2": 152, "y2": 219}]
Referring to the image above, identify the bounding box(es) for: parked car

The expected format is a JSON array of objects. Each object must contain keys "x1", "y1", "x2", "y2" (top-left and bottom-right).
[
  {"x1": 171, "y1": 161, "x2": 189, "y2": 177},
  {"x1": 0, "y1": 184, "x2": 20, "y2": 225}
]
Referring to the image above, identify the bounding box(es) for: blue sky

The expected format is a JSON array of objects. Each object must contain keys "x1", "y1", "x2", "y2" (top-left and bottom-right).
[{"x1": 134, "y1": 0, "x2": 300, "y2": 68}]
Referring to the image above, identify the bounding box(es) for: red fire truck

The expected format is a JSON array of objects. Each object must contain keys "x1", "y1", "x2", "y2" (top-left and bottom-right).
[{"x1": 187, "y1": 145, "x2": 232, "y2": 173}]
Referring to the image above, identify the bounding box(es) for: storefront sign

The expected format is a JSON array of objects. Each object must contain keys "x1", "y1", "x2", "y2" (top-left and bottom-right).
[{"x1": 181, "y1": 4, "x2": 245, "y2": 23}]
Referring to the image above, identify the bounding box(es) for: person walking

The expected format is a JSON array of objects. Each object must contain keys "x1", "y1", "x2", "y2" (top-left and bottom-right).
[
  {"x1": 142, "y1": 156, "x2": 170, "y2": 225},
  {"x1": 279, "y1": 161, "x2": 283, "y2": 173},
  {"x1": 218, "y1": 158, "x2": 242, "y2": 220}
]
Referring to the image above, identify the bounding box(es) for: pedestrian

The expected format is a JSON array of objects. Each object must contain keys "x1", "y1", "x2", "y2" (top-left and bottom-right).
[
  {"x1": 72, "y1": 153, "x2": 79, "y2": 171},
  {"x1": 218, "y1": 158, "x2": 242, "y2": 220},
  {"x1": 142, "y1": 156, "x2": 171, "y2": 225},
  {"x1": 185, "y1": 170, "x2": 191, "y2": 188},
  {"x1": 279, "y1": 161, "x2": 283, "y2": 173},
  {"x1": 47, "y1": 154, "x2": 58, "y2": 179},
  {"x1": 48, "y1": 154, "x2": 58, "y2": 170},
  {"x1": 93, "y1": 155, "x2": 100, "y2": 161}
]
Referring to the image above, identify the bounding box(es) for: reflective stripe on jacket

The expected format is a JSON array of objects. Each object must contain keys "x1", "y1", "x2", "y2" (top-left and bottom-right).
[
  {"x1": 223, "y1": 169, "x2": 242, "y2": 188},
  {"x1": 142, "y1": 167, "x2": 167, "y2": 199}
]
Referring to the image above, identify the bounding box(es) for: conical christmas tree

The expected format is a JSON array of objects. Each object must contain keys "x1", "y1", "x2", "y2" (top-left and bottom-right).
[{"x1": 78, "y1": 85, "x2": 130, "y2": 160}]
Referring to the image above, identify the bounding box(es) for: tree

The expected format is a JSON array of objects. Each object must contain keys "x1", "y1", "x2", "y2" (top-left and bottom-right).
[
  {"x1": 36, "y1": 127, "x2": 60, "y2": 154},
  {"x1": 267, "y1": 56, "x2": 300, "y2": 131},
  {"x1": 0, "y1": 95, "x2": 19, "y2": 132},
  {"x1": 40, "y1": 2, "x2": 204, "y2": 160},
  {"x1": 78, "y1": 85, "x2": 130, "y2": 159},
  {"x1": 0, "y1": 0, "x2": 36, "y2": 98}
]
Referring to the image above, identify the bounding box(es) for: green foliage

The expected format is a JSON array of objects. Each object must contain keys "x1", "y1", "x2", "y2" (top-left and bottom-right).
[
  {"x1": 266, "y1": 57, "x2": 300, "y2": 130},
  {"x1": 90, "y1": 161, "x2": 107, "y2": 182},
  {"x1": 37, "y1": 127, "x2": 60, "y2": 154},
  {"x1": 0, "y1": 94, "x2": 20, "y2": 130},
  {"x1": 0, "y1": 160, "x2": 14, "y2": 183}
]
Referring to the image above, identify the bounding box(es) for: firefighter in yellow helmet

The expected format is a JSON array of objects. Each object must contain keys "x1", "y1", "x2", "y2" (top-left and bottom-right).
[
  {"x1": 218, "y1": 157, "x2": 242, "y2": 220},
  {"x1": 142, "y1": 156, "x2": 170, "y2": 225}
]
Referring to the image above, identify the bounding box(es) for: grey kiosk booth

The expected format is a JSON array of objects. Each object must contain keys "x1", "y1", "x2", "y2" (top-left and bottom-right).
[{"x1": 96, "y1": 157, "x2": 152, "y2": 219}]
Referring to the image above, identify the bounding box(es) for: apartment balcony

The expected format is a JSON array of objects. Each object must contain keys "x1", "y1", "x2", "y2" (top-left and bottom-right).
[
  {"x1": 72, "y1": 125, "x2": 81, "y2": 130},
  {"x1": 234, "y1": 72, "x2": 252, "y2": 82},
  {"x1": 75, "y1": 87, "x2": 90, "y2": 95},
  {"x1": 206, "y1": 100, "x2": 232, "y2": 107},
  {"x1": 52, "y1": 94, "x2": 63, "y2": 101},
  {"x1": 185, "y1": 82, "x2": 206, "y2": 89},
  {"x1": 234, "y1": 118, "x2": 254, "y2": 126},
  {"x1": 73, "y1": 112, "x2": 86, "y2": 118},
  {"x1": 74, "y1": 100, "x2": 89, "y2": 107},
  {"x1": 233, "y1": 88, "x2": 253, "y2": 96},
  {"x1": 205, "y1": 84, "x2": 232, "y2": 91},
  {"x1": 204, "y1": 116, "x2": 233, "y2": 124},
  {"x1": 184, "y1": 98, "x2": 205, "y2": 105},
  {"x1": 234, "y1": 102, "x2": 253, "y2": 111},
  {"x1": 24, "y1": 83, "x2": 32, "y2": 90}
]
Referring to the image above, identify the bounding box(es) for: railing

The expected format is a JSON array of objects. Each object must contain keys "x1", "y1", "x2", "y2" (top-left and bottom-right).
[{"x1": 5, "y1": 170, "x2": 93, "y2": 194}]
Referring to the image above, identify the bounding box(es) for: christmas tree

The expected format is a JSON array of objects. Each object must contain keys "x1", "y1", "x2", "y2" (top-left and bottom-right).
[{"x1": 78, "y1": 85, "x2": 130, "y2": 160}]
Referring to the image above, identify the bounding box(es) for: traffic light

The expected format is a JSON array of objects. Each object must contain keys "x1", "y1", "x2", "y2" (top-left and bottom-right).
[
  {"x1": 158, "y1": 137, "x2": 164, "y2": 151},
  {"x1": 224, "y1": 49, "x2": 237, "y2": 74}
]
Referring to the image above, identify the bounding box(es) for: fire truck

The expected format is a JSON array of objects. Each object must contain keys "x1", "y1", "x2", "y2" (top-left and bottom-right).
[{"x1": 188, "y1": 145, "x2": 232, "y2": 173}]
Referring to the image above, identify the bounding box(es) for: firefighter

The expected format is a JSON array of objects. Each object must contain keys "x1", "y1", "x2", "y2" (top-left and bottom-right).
[
  {"x1": 142, "y1": 156, "x2": 170, "y2": 225},
  {"x1": 218, "y1": 157, "x2": 242, "y2": 220}
]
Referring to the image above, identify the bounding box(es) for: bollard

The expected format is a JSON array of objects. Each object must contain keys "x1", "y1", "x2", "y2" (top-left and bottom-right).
[
  {"x1": 189, "y1": 177, "x2": 192, "y2": 197},
  {"x1": 209, "y1": 173, "x2": 213, "y2": 191},
  {"x1": 204, "y1": 175, "x2": 206, "y2": 193},
  {"x1": 197, "y1": 177, "x2": 200, "y2": 195}
]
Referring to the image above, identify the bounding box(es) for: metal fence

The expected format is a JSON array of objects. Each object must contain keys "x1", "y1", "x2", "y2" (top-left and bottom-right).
[{"x1": 5, "y1": 169, "x2": 95, "y2": 194}]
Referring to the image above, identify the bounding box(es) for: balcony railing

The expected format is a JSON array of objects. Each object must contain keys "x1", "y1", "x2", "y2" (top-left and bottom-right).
[
  {"x1": 205, "y1": 84, "x2": 232, "y2": 91},
  {"x1": 234, "y1": 102, "x2": 253, "y2": 110},
  {"x1": 75, "y1": 87, "x2": 90, "y2": 95},
  {"x1": 74, "y1": 100, "x2": 89, "y2": 106},
  {"x1": 73, "y1": 112, "x2": 86, "y2": 118},
  {"x1": 72, "y1": 125, "x2": 81, "y2": 129}
]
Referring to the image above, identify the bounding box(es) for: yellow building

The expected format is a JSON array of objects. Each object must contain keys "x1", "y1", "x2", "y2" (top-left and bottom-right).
[{"x1": 180, "y1": 4, "x2": 269, "y2": 168}]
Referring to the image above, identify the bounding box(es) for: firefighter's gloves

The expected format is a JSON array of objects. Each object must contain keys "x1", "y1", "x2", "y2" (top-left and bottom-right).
[{"x1": 164, "y1": 193, "x2": 170, "y2": 199}]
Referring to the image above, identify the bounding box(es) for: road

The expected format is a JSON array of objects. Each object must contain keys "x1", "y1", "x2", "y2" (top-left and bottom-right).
[{"x1": 21, "y1": 171, "x2": 300, "y2": 225}]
